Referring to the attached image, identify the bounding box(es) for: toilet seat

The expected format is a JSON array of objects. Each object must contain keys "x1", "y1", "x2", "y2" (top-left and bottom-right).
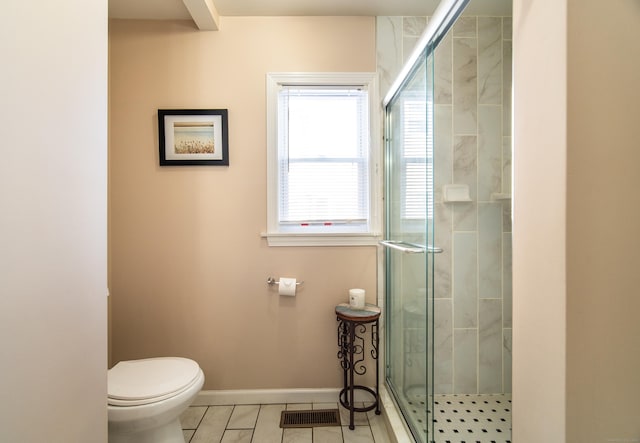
[{"x1": 108, "y1": 357, "x2": 201, "y2": 406}]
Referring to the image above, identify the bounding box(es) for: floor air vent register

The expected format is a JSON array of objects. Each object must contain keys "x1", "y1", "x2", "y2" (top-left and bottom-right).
[{"x1": 280, "y1": 409, "x2": 341, "y2": 428}]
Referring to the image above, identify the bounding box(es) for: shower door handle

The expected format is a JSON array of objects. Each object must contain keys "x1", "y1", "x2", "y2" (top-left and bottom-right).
[
  {"x1": 379, "y1": 240, "x2": 424, "y2": 253},
  {"x1": 379, "y1": 240, "x2": 443, "y2": 254}
]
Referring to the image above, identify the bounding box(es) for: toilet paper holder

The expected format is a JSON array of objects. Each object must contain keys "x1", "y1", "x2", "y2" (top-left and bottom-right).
[{"x1": 266, "y1": 277, "x2": 304, "y2": 286}]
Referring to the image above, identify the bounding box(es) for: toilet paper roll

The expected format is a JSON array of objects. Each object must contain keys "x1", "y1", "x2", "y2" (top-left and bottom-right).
[
  {"x1": 278, "y1": 277, "x2": 297, "y2": 296},
  {"x1": 349, "y1": 288, "x2": 365, "y2": 310}
]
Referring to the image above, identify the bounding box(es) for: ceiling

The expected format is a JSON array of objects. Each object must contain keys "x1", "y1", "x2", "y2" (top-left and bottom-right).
[{"x1": 109, "y1": 0, "x2": 512, "y2": 21}]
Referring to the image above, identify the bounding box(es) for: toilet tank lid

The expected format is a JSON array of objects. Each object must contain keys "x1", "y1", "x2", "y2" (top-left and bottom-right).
[{"x1": 108, "y1": 357, "x2": 201, "y2": 401}]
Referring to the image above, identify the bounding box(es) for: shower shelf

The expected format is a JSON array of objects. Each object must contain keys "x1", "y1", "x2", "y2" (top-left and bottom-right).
[{"x1": 442, "y1": 184, "x2": 471, "y2": 202}]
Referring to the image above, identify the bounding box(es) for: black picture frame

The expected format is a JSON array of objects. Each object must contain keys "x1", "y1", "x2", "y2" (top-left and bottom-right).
[{"x1": 158, "y1": 109, "x2": 229, "y2": 166}]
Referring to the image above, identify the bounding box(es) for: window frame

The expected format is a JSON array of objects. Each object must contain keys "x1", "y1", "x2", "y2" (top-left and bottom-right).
[{"x1": 265, "y1": 72, "x2": 381, "y2": 247}]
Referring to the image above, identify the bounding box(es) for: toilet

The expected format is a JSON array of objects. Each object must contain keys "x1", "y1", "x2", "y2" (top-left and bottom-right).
[{"x1": 108, "y1": 357, "x2": 205, "y2": 443}]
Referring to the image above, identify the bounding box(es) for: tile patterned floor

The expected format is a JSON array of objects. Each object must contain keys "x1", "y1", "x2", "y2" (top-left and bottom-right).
[
  {"x1": 180, "y1": 402, "x2": 392, "y2": 443},
  {"x1": 433, "y1": 394, "x2": 512, "y2": 443},
  {"x1": 403, "y1": 393, "x2": 512, "y2": 443}
]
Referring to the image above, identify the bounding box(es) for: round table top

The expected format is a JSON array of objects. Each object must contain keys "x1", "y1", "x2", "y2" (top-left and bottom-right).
[{"x1": 335, "y1": 303, "x2": 381, "y2": 322}]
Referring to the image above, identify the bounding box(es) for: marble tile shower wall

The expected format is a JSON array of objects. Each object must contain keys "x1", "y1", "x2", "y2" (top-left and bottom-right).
[{"x1": 377, "y1": 15, "x2": 513, "y2": 395}]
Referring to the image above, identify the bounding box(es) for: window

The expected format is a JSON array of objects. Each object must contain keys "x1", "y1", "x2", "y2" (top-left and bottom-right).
[{"x1": 266, "y1": 73, "x2": 380, "y2": 246}]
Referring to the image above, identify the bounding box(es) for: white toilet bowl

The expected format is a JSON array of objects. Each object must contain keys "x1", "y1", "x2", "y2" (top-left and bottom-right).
[{"x1": 108, "y1": 357, "x2": 205, "y2": 443}]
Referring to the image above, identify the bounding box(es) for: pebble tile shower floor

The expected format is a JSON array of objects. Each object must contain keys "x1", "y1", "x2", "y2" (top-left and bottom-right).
[{"x1": 406, "y1": 393, "x2": 512, "y2": 443}]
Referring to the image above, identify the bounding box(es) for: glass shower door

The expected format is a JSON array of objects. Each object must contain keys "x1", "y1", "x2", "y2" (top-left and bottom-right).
[{"x1": 383, "y1": 47, "x2": 436, "y2": 443}]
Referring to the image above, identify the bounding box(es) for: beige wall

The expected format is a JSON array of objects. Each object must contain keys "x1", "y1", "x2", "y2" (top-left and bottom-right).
[
  {"x1": 514, "y1": 0, "x2": 640, "y2": 441},
  {"x1": 565, "y1": 0, "x2": 640, "y2": 441},
  {"x1": 1, "y1": 0, "x2": 108, "y2": 441},
  {"x1": 109, "y1": 17, "x2": 378, "y2": 390},
  {"x1": 513, "y1": 0, "x2": 568, "y2": 440}
]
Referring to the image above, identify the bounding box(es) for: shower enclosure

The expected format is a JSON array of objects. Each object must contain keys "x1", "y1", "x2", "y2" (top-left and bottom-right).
[{"x1": 380, "y1": 0, "x2": 513, "y2": 442}]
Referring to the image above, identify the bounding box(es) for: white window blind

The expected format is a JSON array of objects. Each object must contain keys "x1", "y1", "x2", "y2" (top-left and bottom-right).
[
  {"x1": 401, "y1": 97, "x2": 433, "y2": 220},
  {"x1": 277, "y1": 85, "x2": 370, "y2": 229}
]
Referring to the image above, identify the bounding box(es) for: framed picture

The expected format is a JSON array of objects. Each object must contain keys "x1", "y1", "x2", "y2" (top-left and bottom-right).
[{"x1": 158, "y1": 109, "x2": 229, "y2": 166}]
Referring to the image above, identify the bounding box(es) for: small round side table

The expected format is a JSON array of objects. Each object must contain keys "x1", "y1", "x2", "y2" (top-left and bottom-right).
[{"x1": 335, "y1": 303, "x2": 381, "y2": 430}]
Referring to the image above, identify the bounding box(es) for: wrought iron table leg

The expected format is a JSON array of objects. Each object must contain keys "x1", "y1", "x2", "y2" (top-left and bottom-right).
[
  {"x1": 373, "y1": 318, "x2": 380, "y2": 415},
  {"x1": 348, "y1": 320, "x2": 356, "y2": 429}
]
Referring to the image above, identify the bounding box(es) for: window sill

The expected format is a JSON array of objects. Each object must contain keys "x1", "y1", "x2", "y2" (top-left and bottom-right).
[{"x1": 261, "y1": 232, "x2": 382, "y2": 247}]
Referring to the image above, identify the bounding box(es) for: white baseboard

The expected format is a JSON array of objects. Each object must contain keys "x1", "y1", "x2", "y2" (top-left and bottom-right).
[{"x1": 193, "y1": 387, "x2": 375, "y2": 406}]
